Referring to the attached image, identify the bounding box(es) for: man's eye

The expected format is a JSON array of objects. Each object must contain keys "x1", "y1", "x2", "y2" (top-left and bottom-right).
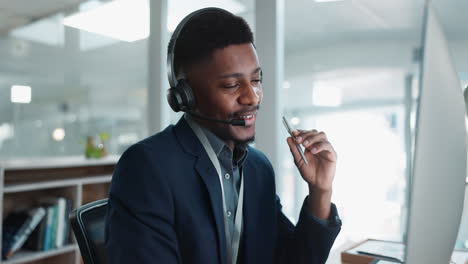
[
  {"x1": 224, "y1": 83, "x2": 239, "y2": 88},
  {"x1": 252, "y1": 79, "x2": 262, "y2": 83}
]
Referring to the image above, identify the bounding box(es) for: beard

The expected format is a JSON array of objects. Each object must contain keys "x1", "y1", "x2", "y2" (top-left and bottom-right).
[{"x1": 209, "y1": 124, "x2": 256, "y2": 146}]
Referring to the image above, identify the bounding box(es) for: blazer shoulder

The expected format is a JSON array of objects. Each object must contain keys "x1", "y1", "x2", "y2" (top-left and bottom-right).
[
  {"x1": 138, "y1": 125, "x2": 177, "y2": 150},
  {"x1": 113, "y1": 125, "x2": 180, "y2": 184}
]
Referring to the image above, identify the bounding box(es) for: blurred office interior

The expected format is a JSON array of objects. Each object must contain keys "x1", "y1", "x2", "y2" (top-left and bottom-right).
[{"x1": 0, "y1": 0, "x2": 467, "y2": 263}]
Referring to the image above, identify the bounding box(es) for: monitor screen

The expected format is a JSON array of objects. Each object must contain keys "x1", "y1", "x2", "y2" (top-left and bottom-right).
[{"x1": 405, "y1": 1, "x2": 467, "y2": 263}]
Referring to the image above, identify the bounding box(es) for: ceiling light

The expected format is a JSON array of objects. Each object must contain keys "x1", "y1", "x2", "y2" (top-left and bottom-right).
[
  {"x1": 63, "y1": 0, "x2": 148, "y2": 42},
  {"x1": 291, "y1": 117, "x2": 301, "y2": 126},
  {"x1": 11, "y1": 85, "x2": 31, "y2": 104},
  {"x1": 52, "y1": 128, "x2": 66, "y2": 141}
]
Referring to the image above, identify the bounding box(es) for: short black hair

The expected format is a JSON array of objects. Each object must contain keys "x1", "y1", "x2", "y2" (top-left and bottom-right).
[{"x1": 168, "y1": 8, "x2": 254, "y2": 77}]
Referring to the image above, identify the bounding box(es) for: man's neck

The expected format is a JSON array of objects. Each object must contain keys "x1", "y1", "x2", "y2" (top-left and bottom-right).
[
  {"x1": 225, "y1": 141, "x2": 235, "y2": 151},
  {"x1": 193, "y1": 117, "x2": 236, "y2": 151}
]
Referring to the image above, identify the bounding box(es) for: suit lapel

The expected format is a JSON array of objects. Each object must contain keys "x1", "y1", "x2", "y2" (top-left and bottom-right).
[
  {"x1": 174, "y1": 118, "x2": 227, "y2": 264},
  {"x1": 195, "y1": 156, "x2": 227, "y2": 264},
  {"x1": 242, "y1": 157, "x2": 260, "y2": 264}
]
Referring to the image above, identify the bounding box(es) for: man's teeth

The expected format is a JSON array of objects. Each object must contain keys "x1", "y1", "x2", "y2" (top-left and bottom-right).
[{"x1": 238, "y1": 115, "x2": 253, "y2": 119}]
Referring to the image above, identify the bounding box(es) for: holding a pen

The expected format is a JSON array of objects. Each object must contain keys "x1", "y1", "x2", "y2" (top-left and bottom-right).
[{"x1": 283, "y1": 116, "x2": 338, "y2": 221}]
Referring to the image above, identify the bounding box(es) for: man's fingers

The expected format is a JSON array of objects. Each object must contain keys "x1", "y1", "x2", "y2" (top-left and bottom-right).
[
  {"x1": 286, "y1": 137, "x2": 303, "y2": 165},
  {"x1": 292, "y1": 129, "x2": 316, "y2": 138},
  {"x1": 308, "y1": 141, "x2": 337, "y2": 161},
  {"x1": 298, "y1": 133, "x2": 327, "y2": 148},
  {"x1": 292, "y1": 129, "x2": 309, "y2": 136}
]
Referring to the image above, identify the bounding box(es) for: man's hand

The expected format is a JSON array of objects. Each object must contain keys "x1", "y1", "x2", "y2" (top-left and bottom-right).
[{"x1": 286, "y1": 129, "x2": 337, "y2": 220}]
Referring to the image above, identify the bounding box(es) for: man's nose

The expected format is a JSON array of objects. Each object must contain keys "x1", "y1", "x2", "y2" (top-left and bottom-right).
[{"x1": 238, "y1": 83, "x2": 261, "y2": 105}]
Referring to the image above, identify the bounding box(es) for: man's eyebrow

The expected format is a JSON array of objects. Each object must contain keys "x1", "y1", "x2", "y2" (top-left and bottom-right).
[
  {"x1": 217, "y1": 67, "x2": 262, "y2": 79},
  {"x1": 252, "y1": 67, "x2": 262, "y2": 75}
]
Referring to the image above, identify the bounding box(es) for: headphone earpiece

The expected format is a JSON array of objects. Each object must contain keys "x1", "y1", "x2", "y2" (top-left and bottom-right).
[
  {"x1": 176, "y1": 79, "x2": 196, "y2": 110},
  {"x1": 166, "y1": 87, "x2": 183, "y2": 112},
  {"x1": 166, "y1": 79, "x2": 195, "y2": 112}
]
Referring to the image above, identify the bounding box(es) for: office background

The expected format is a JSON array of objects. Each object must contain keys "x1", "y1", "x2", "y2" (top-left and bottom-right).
[{"x1": 0, "y1": 0, "x2": 467, "y2": 262}]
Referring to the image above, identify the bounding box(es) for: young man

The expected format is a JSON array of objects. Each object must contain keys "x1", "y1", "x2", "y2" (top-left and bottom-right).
[{"x1": 105, "y1": 8, "x2": 341, "y2": 264}]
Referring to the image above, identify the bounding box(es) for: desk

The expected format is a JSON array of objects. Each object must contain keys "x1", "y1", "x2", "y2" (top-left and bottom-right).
[{"x1": 340, "y1": 239, "x2": 468, "y2": 264}]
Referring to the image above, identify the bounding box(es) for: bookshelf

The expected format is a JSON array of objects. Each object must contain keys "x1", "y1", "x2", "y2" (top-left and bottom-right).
[{"x1": 0, "y1": 155, "x2": 118, "y2": 264}]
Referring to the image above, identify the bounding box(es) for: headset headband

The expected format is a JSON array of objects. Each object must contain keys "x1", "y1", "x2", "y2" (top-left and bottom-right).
[{"x1": 167, "y1": 7, "x2": 227, "y2": 88}]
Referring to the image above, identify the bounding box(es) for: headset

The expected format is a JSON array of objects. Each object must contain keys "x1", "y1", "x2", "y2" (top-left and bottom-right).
[{"x1": 166, "y1": 7, "x2": 245, "y2": 126}]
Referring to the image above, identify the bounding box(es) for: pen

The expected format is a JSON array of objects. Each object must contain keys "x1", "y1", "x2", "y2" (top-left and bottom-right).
[{"x1": 282, "y1": 116, "x2": 308, "y2": 165}]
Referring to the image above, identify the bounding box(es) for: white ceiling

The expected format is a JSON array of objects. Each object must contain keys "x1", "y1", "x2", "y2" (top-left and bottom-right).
[
  {"x1": 285, "y1": 0, "x2": 468, "y2": 52},
  {"x1": 0, "y1": 0, "x2": 87, "y2": 35},
  {"x1": 0, "y1": 0, "x2": 465, "y2": 48}
]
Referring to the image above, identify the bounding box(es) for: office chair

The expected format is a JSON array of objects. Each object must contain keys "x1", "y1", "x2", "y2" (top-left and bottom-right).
[{"x1": 69, "y1": 199, "x2": 108, "y2": 264}]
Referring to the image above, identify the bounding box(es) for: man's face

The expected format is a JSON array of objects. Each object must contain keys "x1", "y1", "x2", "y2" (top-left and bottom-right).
[{"x1": 186, "y1": 43, "x2": 262, "y2": 147}]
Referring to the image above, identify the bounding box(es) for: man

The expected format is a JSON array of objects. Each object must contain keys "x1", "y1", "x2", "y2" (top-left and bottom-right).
[{"x1": 105, "y1": 8, "x2": 341, "y2": 264}]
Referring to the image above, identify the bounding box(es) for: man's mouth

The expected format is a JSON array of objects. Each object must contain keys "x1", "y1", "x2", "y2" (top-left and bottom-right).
[
  {"x1": 237, "y1": 114, "x2": 254, "y2": 120},
  {"x1": 234, "y1": 111, "x2": 256, "y2": 120},
  {"x1": 233, "y1": 111, "x2": 257, "y2": 125}
]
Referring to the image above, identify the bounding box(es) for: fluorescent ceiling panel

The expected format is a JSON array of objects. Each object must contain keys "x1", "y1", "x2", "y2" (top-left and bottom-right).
[{"x1": 63, "y1": 0, "x2": 148, "y2": 42}]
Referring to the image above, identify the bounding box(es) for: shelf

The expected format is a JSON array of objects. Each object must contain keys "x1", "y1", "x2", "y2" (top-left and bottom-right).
[
  {"x1": 4, "y1": 175, "x2": 112, "y2": 193},
  {"x1": 0, "y1": 159, "x2": 114, "y2": 264},
  {"x1": 3, "y1": 244, "x2": 77, "y2": 264},
  {"x1": 0, "y1": 155, "x2": 120, "y2": 171}
]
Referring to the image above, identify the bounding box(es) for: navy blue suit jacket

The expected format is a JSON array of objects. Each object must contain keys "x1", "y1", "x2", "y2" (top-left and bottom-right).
[{"x1": 105, "y1": 118, "x2": 341, "y2": 264}]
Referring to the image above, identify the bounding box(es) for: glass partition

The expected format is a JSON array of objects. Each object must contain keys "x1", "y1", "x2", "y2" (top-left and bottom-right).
[
  {"x1": 280, "y1": 0, "x2": 424, "y2": 252},
  {"x1": 0, "y1": 0, "x2": 148, "y2": 159},
  {"x1": 279, "y1": 1, "x2": 468, "y2": 259}
]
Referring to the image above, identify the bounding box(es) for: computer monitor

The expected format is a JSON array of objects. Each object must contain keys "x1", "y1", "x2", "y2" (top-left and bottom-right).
[{"x1": 405, "y1": 1, "x2": 467, "y2": 263}]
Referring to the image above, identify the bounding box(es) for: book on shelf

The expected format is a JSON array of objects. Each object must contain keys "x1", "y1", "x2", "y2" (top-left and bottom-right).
[
  {"x1": 43, "y1": 205, "x2": 55, "y2": 251},
  {"x1": 2, "y1": 207, "x2": 46, "y2": 260},
  {"x1": 62, "y1": 198, "x2": 73, "y2": 245},
  {"x1": 55, "y1": 197, "x2": 67, "y2": 248},
  {"x1": 39, "y1": 197, "x2": 69, "y2": 250},
  {"x1": 23, "y1": 197, "x2": 74, "y2": 253},
  {"x1": 24, "y1": 213, "x2": 46, "y2": 251}
]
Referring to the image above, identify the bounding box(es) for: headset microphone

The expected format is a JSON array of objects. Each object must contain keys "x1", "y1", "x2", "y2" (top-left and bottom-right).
[{"x1": 185, "y1": 109, "x2": 246, "y2": 126}]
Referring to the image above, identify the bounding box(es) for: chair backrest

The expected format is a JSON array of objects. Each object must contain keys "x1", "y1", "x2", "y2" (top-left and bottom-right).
[{"x1": 69, "y1": 199, "x2": 108, "y2": 264}]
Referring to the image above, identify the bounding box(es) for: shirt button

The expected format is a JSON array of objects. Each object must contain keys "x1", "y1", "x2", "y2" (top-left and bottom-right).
[
  {"x1": 224, "y1": 173, "x2": 230, "y2": 180},
  {"x1": 226, "y1": 210, "x2": 232, "y2": 217}
]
